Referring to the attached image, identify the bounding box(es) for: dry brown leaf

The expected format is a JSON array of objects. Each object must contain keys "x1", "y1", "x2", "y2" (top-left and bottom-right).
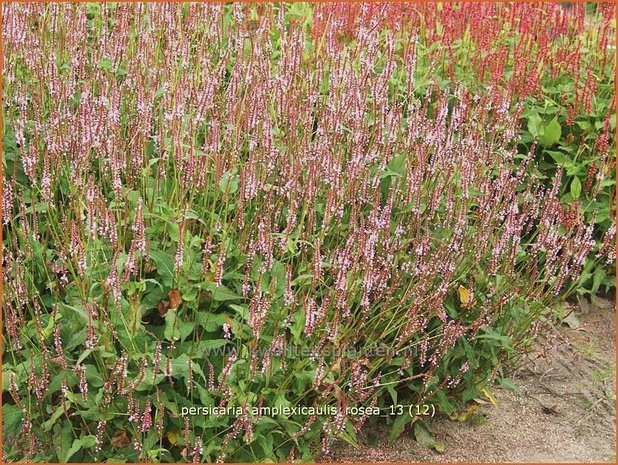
[
  {"x1": 168, "y1": 289, "x2": 182, "y2": 309},
  {"x1": 144, "y1": 260, "x2": 157, "y2": 273},
  {"x1": 111, "y1": 429, "x2": 130, "y2": 448},
  {"x1": 157, "y1": 300, "x2": 171, "y2": 317},
  {"x1": 449, "y1": 403, "x2": 479, "y2": 422}
]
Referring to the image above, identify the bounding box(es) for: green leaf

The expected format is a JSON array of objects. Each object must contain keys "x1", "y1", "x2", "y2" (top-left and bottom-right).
[
  {"x1": 290, "y1": 312, "x2": 304, "y2": 343},
  {"x1": 195, "y1": 312, "x2": 228, "y2": 331},
  {"x1": 76, "y1": 348, "x2": 93, "y2": 366},
  {"x1": 168, "y1": 353, "x2": 205, "y2": 386},
  {"x1": 545, "y1": 150, "x2": 567, "y2": 165},
  {"x1": 154, "y1": 84, "x2": 167, "y2": 99},
  {"x1": 1, "y1": 369, "x2": 11, "y2": 392},
  {"x1": 527, "y1": 111, "x2": 542, "y2": 136},
  {"x1": 384, "y1": 153, "x2": 407, "y2": 178},
  {"x1": 229, "y1": 304, "x2": 249, "y2": 320},
  {"x1": 164, "y1": 310, "x2": 180, "y2": 342},
  {"x1": 2, "y1": 404, "x2": 23, "y2": 436},
  {"x1": 85, "y1": 364, "x2": 105, "y2": 388},
  {"x1": 42, "y1": 405, "x2": 66, "y2": 432},
  {"x1": 476, "y1": 331, "x2": 513, "y2": 349},
  {"x1": 539, "y1": 117, "x2": 562, "y2": 147},
  {"x1": 178, "y1": 319, "x2": 195, "y2": 342},
  {"x1": 255, "y1": 432, "x2": 275, "y2": 457},
  {"x1": 386, "y1": 385, "x2": 398, "y2": 406},
  {"x1": 56, "y1": 421, "x2": 74, "y2": 462},
  {"x1": 413, "y1": 421, "x2": 445, "y2": 453},
  {"x1": 97, "y1": 58, "x2": 114, "y2": 72},
  {"x1": 571, "y1": 177, "x2": 582, "y2": 199},
  {"x1": 212, "y1": 285, "x2": 243, "y2": 302},
  {"x1": 149, "y1": 250, "x2": 175, "y2": 283},
  {"x1": 64, "y1": 435, "x2": 96, "y2": 462},
  {"x1": 142, "y1": 283, "x2": 167, "y2": 310},
  {"x1": 389, "y1": 413, "x2": 411, "y2": 441},
  {"x1": 197, "y1": 339, "x2": 229, "y2": 355},
  {"x1": 218, "y1": 171, "x2": 239, "y2": 194},
  {"x1": 592, "y1": 268, "x2": 606, "y2": 294}
]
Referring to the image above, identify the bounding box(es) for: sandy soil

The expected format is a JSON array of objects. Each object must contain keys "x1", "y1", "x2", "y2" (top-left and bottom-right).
[{"x1": 329, "y1": 295, "x2": 616, "y2": 463}]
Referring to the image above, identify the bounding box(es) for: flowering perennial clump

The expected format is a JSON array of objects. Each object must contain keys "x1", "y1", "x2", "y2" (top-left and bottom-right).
[{"x1": 2, "y1": 2, "x2": 615, "y2": 463}]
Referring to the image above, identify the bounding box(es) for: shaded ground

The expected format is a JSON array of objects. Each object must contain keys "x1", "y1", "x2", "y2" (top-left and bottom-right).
[{"x1": 330, "y1": 295, "x2": 616, "y2": 463}]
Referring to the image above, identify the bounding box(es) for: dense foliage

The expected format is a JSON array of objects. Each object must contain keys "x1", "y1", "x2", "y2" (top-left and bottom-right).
[{"x1": 2, "y1": 3, "x2": 615, "y2": 463}]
